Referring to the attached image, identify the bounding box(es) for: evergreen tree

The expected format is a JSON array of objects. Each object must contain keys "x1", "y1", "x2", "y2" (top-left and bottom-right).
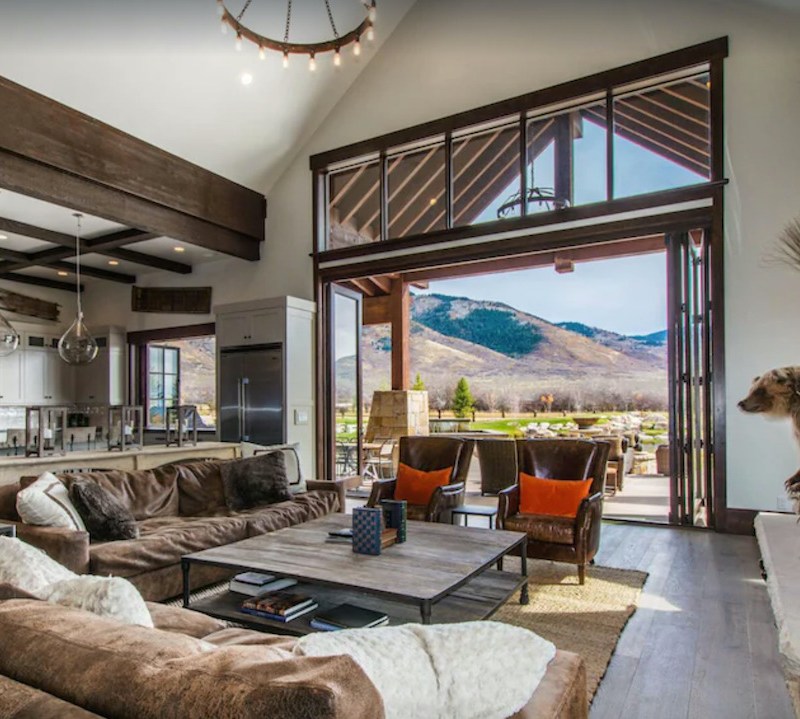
[
  {"x1": 452, "y1": 377, "x2": 474, "y2": 419},
  {"x1": 412, "y1": 373, "x2": 426, "y2": 391}
]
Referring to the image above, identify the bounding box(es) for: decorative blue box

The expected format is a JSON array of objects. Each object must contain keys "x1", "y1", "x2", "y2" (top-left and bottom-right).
[
  {"x1": 380, "y1": 499, "x2": 407, "y2": 543},
  {"x1": 352, "y1": 506, "x2": 384, "y2": 555}
]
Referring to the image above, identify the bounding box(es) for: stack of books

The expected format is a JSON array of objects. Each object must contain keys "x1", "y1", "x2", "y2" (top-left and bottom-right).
[
  {"x1": 380, "y1": 528, "x2": 398, "y2": 549},
  {"x1": 229, "y1": 572, "x2": 297, "y2": 596},
  {"x1": 309, "y1": 603, "x2": 389, "y2": 632},
  {"x1": 239, "y1": 591, "x2": 318, "y2": 623}
]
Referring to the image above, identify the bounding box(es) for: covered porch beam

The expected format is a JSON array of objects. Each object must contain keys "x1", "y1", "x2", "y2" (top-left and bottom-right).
[{"x1": 390, "y1": 278, "x2": 410, "y2": 391}]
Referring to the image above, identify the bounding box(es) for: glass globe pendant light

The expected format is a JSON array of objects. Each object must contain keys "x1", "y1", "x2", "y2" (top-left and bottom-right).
[
  {"x1": 58, "y1": 213, "x2": 98, "y2": 365},
  {"x1": 0, "y1": 312, "x2": 19, "y2": 358}
]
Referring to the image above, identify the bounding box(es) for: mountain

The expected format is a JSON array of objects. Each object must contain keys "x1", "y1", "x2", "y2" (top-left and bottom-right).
[
  {"x1": 339, "y1": 294, "x2": 668, "y2": 404},
  {"x1": 555, "y1": 321, "x2": 667, "y2": 362},
  {"x1": 630, "y1": 330, "x2": 668, "y2": 346}
]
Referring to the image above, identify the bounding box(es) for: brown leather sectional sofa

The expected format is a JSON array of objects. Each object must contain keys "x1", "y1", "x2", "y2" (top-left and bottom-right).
[
  {"x1": 0, "y1": 451, "x2": 348, "y2": 601},
  {"x1": 0, "y1": 587, "x2": 588, "y2": 719}
]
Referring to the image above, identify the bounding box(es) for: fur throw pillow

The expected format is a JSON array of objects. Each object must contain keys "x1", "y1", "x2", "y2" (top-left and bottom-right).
[
  {"x1": 296, "y1": 620, "x2": 556, "y2": 719},
  {"x1": 69, "y1": 479, "x2": 139, "y2": 541},
  {"x1": 43, "y1": 575, "x2": 153, "y2": 628},
  {"x1": 221, "y1": 451, "x2": 293, "y2": 511},
  {"x1": 0, "y1": 536, "x2": 76, "y2": 598},
  {"x1": 16, "y1": 472, "x2": 86, "y2": 531}
]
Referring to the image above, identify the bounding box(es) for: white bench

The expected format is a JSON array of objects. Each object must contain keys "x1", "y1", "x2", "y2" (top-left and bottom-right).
[{"x1": 755, "y1": 511, "x2": 800, "y2": 715}]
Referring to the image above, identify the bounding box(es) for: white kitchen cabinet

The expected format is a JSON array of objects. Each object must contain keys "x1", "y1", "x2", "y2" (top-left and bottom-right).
[
  {"x1": 0, "y1": 353, "x2": 22, "y2": 403},
  {"x1": 74, "y1": 328, "x2": 126, "y2": 406},
  {"x1": 23, "y1": 349, "x2": 72, "y2": 404},
  {"x1": 217, "y1": 310, "x2": 281, "y2": 347}
]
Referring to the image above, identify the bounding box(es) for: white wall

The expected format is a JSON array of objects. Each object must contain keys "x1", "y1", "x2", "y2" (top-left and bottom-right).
[{"x1": 85, "y1": 0, "x2": 800, "y2": 511}]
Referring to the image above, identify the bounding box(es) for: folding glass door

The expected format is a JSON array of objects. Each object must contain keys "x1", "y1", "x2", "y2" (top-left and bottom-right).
[{"x1": 667, "y1": 229, "x2": 715, "y2": 527}]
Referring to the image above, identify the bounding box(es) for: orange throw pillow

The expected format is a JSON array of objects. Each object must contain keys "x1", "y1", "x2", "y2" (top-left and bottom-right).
[
  {"x1": 394, "y1": 463, "x2": 453, "y2": 506},
  {"x1": 519, "y1": 473, "x2": 593, "y2": 518}
]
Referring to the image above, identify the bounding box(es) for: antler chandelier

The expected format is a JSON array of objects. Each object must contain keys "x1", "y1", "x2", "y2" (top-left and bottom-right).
[{"x1": 217, "y1": 0, "x2": 377, "y2": 71}]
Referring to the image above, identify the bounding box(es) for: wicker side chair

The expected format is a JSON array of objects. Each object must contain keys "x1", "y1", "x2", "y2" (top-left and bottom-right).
[{"x1": 477, "y1": 438, "x2": 518, "y2": 495}]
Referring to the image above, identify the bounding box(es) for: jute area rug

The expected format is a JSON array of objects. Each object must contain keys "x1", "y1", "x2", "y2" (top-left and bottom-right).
[
  {"x1": 170, "y1": 562, "x2": 646, "y2": 703},
  {"x1": 494, "y1": 561, "x2": 648, "y2": 701}
]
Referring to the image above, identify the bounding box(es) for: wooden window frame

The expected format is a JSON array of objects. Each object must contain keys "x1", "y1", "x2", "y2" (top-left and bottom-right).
[{"x1": 312, "y1": 38, "x2": 730, "y2": 531}]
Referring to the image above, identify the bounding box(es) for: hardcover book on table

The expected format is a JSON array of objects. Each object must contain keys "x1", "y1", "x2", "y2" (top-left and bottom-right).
[
  {"x1": 241, "y1": 591, "x2": 315, "y2": 617},
  {"x1": 352, "y1": 506, "x2": 384, "y2": 555},
  {"x1": 240, "y1": 602, "x2": 319, "y2": 623},
  {"x1": 310, "y1": 603, "x2": 388, "y2": 630},
  {"x1": 229, "y1": 571, "x2": 276, "y2": 596}
]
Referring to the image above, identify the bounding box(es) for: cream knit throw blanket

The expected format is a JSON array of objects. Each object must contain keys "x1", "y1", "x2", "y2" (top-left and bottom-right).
[{"x1": 296, "y1": 620, "x2": 556, "y2": 719}]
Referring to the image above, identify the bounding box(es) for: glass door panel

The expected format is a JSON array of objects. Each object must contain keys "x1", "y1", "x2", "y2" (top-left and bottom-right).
[
  {"x1": 667, "y1": 229, "x2": 714, "y2": 527},
  {"x1": 325, "y1": 285, "x2": 363, "y2": 480}
]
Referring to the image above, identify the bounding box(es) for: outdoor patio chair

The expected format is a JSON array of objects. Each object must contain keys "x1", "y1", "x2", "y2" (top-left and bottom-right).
[
  {"x1": 497, "y1": 438, "x2": 610, "y2": 585},
  {"x1": 476, "y1": 438, "x2": 518, "y2": 495},
  {"x1": 592, "y1": 434, "x2": 631, "y2": 494},
  {"x1": 362, "y1": 437, "x2": 396, "y2": 480},
  {"x1": 366, "y1": 436, "x2": 472, "y2": 522}
]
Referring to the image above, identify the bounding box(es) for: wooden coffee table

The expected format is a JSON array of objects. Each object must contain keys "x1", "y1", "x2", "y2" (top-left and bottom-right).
[{"x1": 181, "y1": 514, "x2": 529, "y2": 635}]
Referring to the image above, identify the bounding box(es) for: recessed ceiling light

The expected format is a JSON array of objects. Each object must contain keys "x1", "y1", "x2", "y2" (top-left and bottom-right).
[
  {"x1": 57, "y1": 271, "x2": 69, "y2": 277},
  {"x1": 108, "y1": 260, "x2": 119, "y2": 266},
  {"x1": 174, "y1": 246, "x2": 186, "y2": 253},
  {"x1": 240, "y1": 72, "x2": 253, "y2": 86}
]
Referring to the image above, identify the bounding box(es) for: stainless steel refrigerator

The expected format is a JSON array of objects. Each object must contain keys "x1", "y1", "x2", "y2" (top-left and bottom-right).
[{"x1": 219, "y1": 344, "x2": 284, "y2": 445}]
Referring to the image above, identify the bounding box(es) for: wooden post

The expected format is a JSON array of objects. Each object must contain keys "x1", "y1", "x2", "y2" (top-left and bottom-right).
[
  {"x1": 390, "y1": 278, "x2": 410, "y2": 390},
  {"x1": 553, "y1": 113, "x2": 573, "y2": 208}
]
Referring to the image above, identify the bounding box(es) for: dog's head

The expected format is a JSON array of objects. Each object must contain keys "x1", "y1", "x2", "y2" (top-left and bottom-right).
[{"x1": 738, "y1": 367, "x2": 800, "y2": 417}]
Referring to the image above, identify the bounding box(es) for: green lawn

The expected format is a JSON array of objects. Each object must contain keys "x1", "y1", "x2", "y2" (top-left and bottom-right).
[{"x1": 334, "y1": 411, "x2": 668, "y2": 442}]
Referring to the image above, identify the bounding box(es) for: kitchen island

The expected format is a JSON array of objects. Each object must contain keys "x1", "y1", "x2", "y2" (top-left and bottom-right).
[{"x1": 0, "y1": 441, "x2": 239, "y2": 486}]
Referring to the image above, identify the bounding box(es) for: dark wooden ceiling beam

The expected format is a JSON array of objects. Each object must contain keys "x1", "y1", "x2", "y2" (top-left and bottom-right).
[
  {"x1": 347, "y1": 277, "x2": 379, "y2": 297},
  {"x1": 102, "y1": 247, "x2": 192, "y2": 274},
  {"x1": 0, "y1": 247, "x2": 30, "y2": 263},
  {"x1": 0, "y1": 216, "x2": 75, "y2": 246},
  {"x1": 1, "y1": 272, "x2": 82, "y2": 293},
  {"x1": 401, "y1": 235, "x2": 666, "y2": 283},
  {"x1": 49, "y1": 261, "x2": 136, "y2": 284},
  {"x1": 0, "y1": 142, "x2": 261, "y2": 261},
  {"x1": 0, "y1": 75, "x2": 265, "y2": 242},
  {"x1": 83, "y1": 228, "x2": 156, "y2": 251},
  {"x1": 370, "y1": 275, "x2": 392, "y2": 294}
]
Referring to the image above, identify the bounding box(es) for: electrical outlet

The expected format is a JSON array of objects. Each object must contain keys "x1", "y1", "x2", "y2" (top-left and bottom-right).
[{"x1": 777, "y1": 496, "x2": 794, "y2": 513}]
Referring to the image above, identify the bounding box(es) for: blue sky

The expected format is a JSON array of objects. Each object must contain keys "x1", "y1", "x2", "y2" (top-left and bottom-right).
[{"x1": 425, "y1": 120, "x2": 703, "y2": 336}]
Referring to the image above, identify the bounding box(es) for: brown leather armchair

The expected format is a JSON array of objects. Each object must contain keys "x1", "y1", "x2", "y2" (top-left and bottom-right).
[
  {"x1": 498, "y1": 439, "x2": 610, "y2": 585},
  {"x1": 366, "y1": 436, "x2": 472, "y2": 522}
]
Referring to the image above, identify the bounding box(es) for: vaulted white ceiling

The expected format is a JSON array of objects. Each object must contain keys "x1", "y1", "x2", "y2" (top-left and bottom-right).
[{"x1": 0, "y1": 0, "x2": 416, "y2": 285}]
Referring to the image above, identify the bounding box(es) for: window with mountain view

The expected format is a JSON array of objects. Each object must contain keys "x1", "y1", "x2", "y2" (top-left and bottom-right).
[{"x1": 146, "y1": 336, "x2": 216, "y2": 429}]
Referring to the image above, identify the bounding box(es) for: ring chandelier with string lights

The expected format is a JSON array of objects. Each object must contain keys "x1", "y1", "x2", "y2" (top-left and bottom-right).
[{"x1": 217, "y1": 0, "x2": 377, "y2": 71}]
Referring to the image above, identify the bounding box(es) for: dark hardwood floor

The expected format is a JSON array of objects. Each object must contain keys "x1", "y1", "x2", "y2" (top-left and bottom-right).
[
  {"x1": 590, "y1": 521, "x2": 794, "y2": 719},
  {"x1": 347, "y1": 494, "x2": 792, "y2": 717}
]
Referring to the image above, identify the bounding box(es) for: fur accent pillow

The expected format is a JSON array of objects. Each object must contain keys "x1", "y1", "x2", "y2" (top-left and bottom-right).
[
  {"x1": 296, "y1": 620, "x2": 556, "y2": 719},
  {"x1": 43, "y1": 575, "x2": 153, "y2": 628},
  {"x1": 0, "y1": 536, "x2": 76, "y2": 598},
  {"x1": 69, "y1": 479, "x2": 139, "y2": 541},
  {"x1": 16, "y1": 472, "x2": 86, "y2": 531},
  {"x1": 221, "y1": 451, "x2": 293, "y2": 511}
]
